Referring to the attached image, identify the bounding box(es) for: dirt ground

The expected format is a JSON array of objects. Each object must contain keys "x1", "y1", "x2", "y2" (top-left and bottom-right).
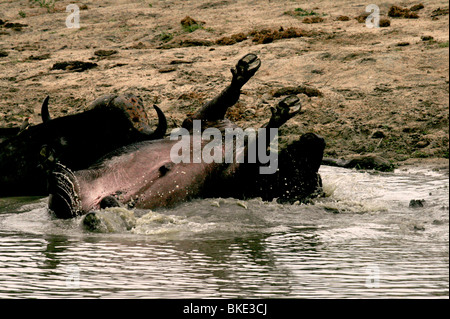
[{"x1": 0, "y1": 0, "x2": 448, "y2": 167}]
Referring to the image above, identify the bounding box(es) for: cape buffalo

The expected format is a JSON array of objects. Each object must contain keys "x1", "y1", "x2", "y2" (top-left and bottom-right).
[{"x1": 45, "y1": 54, "x2": 325, "y2": 219}]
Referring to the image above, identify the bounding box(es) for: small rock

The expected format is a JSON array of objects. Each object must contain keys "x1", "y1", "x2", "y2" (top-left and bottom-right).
[
  {"x1": 355, "y1": 13, "x2": 370, "y2": 23},
  {"x1": 179, "y1": 39, "x2": 213, "y2": 47},
  {"x1": 431, "y1": 7, "x2": 449, "y2": 17},
  {"x1": 27, "y1": 53, "x2": 51, "y2": 60},
  {"x1": 360, "y1": 57, "x2": 377, "y2": 63},
  {"x1": 216, "y1": 36, "x2": 236, "y2": 46},
  {"x1": 374, "y1": 84, "x2": 391, "y2": 92},
  {"x1": 3, "y1": 22, "x2": 28, "y2": 30},
  {"x1": 215, "y1": 32, "x2": 248, "y2": 46},
  {"x1": 421, "y1": 35, "x2": 434, "y2": 41},
  {"x1": 109, "y1": 63, "x2": 127, "y2": 69},
  {"x1": 0, "y1": 50, "x2": 8, "y2": 57},
  {"x1": 231, "y1": 32, "x2": 247, "y2": 42},
  {"x1": 128, "y1": 42, "x2": 147, "y2": 49},
  {"x1": 416, "y1": 140, "x2": 430, "y2": 148},
  {"x1": 402, "y1": 126, "x2": 417, "y2": 133},
  {"x1": 379, "y1": 18, "x2": 391, "y2": 27},
  {"x1": 51, "y1": 61, "x2": 98, "y2": 72},
  {"x1": 371, "y1": 130, "x2": 386, "y2": 139},
  {"x1": 409, "y1": 199, "x2": 425, "y2": 208},
  {"x1": 158, "y1": 67, "x2": 177, "y2": 73},
  {"x1": 272, "y1": 85, "x2": 323, "y2": 97},
  {"x1": 388, "y1": 5, "x2": 419, "y2": 18},
  {"x1": 302, "y1": 16, "x2": 324, "y2": 24},
  {"x1": 388, "y1": 6, "x2": 404, "y2": 17},
  {"x1": 180, "y1": 16, "x2": 204, "y2": 27},
  {"x1": 94, "y1": 49, "x2": 118, "y2": 57},
  {"x1": 410, "y1": 3, "x2": 425, "y2": 11},
  {"x1": 181, "y1": 16, "x2": 196, "y2": 27},
  {"x1": 319, "y1": 52, "x2": 332, "y2": 60},
  {"x1": 337, "y1": 15, "x2": 350, "y2": 21},
  {"x1": 169, "y1": 60, "x2": 193, "y2": 65}
]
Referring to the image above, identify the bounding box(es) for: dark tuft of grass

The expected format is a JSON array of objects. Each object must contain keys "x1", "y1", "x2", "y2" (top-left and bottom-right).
[
  {"x1": 182, "y1": 24, "x2": 203, "y2": 33},
  {"x1": 29, "y1": 0, "x2": 58, "y2": 12},
  {"x1": 294, "y1": 8, "x2": 319, "y2": 16},
  {"x1": 159, "y1": 32, "x2": 174, "y2": 42}
]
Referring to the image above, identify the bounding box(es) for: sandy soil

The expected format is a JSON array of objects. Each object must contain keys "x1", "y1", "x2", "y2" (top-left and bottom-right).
[{"x1": 0, "y1": 0, "x2": 448, "y2": 166}]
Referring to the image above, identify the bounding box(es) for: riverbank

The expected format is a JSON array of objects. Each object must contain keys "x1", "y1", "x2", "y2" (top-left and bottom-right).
[{"x1": 0, "y1": 0, "x2": 448, "y2": 167}]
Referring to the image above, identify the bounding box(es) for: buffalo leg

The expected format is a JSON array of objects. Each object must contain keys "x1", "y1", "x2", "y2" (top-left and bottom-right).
[
  {"x1": 182, "y1": 53, "x2": 261, "y2": 129},
  {"x1": 256, "y1": 96, "x2": 324, "y2": 203},
  {"x1": 218, "y1": 95, "x2": 325, "y2": 203},
  {"x1": 243, "y1": 95, "x2": 302, "y2": 165}
]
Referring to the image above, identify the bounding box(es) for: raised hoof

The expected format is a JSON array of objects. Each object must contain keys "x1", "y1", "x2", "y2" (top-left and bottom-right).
[
  {"x1": 231, "y1": 53, "x2": 261, "y2": 86},
  {"x1": 270, "y1": 95, "x2": 302, "y2": 126}
]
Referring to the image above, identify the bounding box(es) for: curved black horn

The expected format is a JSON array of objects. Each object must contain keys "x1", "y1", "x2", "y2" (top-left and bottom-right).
[
  {"x1": 41, "y1": 96, "x2": 51, "y2": 123},
  {"x1": 148, "y1": 105, "x2": 167, "y2": 139}
]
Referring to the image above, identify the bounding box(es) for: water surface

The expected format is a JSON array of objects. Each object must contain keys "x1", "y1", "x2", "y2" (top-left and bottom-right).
[{"x1": 0, "y1": 165, "x2": 448, "y2": 298}]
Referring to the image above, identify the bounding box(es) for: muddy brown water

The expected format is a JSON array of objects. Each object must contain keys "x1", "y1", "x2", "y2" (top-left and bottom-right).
[{"x1": 0, "y1": 165, "x2": 448, "y2": 298}]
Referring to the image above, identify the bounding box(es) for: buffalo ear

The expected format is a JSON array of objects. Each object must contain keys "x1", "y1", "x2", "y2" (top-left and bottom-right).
[{"x1": 41, "y1": 96, "x2": 51, "y2": 123}]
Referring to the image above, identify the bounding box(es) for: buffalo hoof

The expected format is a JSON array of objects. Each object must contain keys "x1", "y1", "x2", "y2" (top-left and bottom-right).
[
  {"x1": 270, "y1": 95, "x2": 302, "y2": 127},
  {"x1": 48, "y1": 163, "x2": 82, "y2": 219},
  {"x1": 231, "y1": 53, "x2": 261, "y2": 86}
]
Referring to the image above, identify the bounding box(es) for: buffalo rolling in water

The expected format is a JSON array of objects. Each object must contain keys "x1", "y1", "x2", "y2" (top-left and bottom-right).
[
  {"x1": 43, "y1": 54, "x2": 325, "y2": 219},
  {"x1": 0, "y1": 54, "x2": 325, "y2": 220}
]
